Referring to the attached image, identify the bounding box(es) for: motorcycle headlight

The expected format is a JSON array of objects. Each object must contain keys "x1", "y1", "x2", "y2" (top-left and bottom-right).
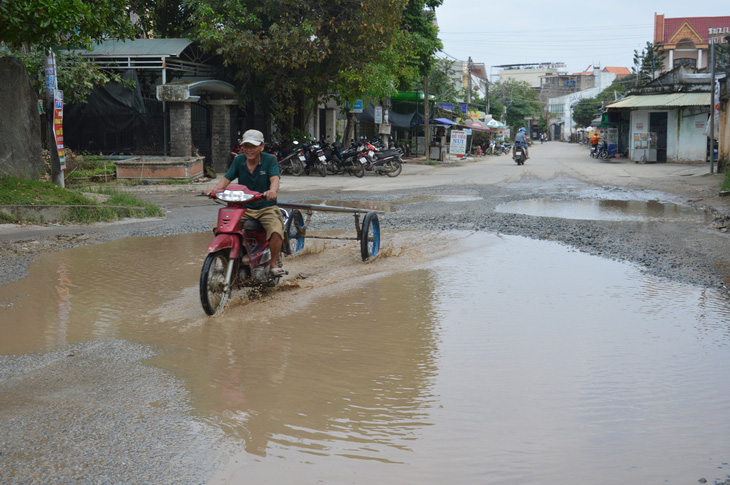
[{"x1": 218, "y1": 190, "x2": 254, "y2": 202}]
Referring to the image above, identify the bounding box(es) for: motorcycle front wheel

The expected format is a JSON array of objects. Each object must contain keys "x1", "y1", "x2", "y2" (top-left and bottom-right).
[{"x1": 200, "y1": 250, "x2": 232, "y2": 316}]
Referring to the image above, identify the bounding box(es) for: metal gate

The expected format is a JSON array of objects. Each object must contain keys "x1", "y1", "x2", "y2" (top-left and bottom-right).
[{"x1": 191, "y1": 102, "x2": 212, "y2": 165}]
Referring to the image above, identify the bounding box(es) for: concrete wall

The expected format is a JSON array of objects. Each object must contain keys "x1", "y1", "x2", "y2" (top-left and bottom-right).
[
  {"x1": 0, "y1": 57, "x2": 43, "y2": 180},
  {"x1": 720, "y1": 98, "x2": 730, "y2": 169},
  {"x1": 629, "y1": 108, "x2": 708, "y2": 162}
]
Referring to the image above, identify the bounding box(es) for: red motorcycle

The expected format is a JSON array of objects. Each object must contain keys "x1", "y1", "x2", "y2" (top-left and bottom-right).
[{"x1": 200, "y1": 185, "x2": 287, "y2": 316}]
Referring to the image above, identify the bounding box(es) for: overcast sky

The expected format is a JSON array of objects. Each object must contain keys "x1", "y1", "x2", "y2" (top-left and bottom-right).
[{"x1": 434, "y1": 1, "x2": 729, "y2": 76}]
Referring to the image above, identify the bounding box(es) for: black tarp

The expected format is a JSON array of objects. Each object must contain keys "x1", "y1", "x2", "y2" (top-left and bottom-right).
[{"x1": 64, "y1": 70, "x2": 164, "y2": 154}]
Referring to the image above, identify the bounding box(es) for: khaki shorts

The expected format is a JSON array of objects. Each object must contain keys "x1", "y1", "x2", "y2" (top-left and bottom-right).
[{"x1": 242, "y1": 205, "x2": 285, "y2": 240}]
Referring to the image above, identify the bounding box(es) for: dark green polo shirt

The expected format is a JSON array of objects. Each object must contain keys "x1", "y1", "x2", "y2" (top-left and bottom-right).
[{"x1": 224, "y1": 152, "x2": 280, "y2": 209}]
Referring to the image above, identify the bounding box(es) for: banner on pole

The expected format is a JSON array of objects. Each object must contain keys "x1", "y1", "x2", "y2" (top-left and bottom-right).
[{"x1": 54, "y1": 89, "x2": 65, "y2": 170}]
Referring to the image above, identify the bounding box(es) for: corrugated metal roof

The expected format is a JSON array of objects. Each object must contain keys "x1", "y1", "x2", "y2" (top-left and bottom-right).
[
  {"x1": 606, "y1": 92, "x2": 710, "y2": 109},
  {"x1": 83, "y1": 38, "x2": 194, "y2": 57}
]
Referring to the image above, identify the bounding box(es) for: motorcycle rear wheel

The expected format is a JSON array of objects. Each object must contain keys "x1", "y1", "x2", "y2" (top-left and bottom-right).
[
  {"x1": 385, "y1": 160, "x2": 402, "y2": 177},
  {"x1": 352, "y1": 162, "x2": 365, "y2": 178},
  {"x1": 200, "y1": 250, "x2": 232, "y2": 316},
  {"x1": 290, "y1": 160, "x2": 305, "y2": 176},
  {"x1": 316, "y1": 162, "x2": 327, "y2": 177}
]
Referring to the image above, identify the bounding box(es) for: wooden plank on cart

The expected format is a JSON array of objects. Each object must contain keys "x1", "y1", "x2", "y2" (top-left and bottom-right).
[{"x1": 278, "y1": 202, "x2": 385, "y2": 214}]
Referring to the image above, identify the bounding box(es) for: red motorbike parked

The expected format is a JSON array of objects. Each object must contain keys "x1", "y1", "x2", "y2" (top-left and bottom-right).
[{"x1": 200, "y1": 184, "x2": 287, "y2": 316}]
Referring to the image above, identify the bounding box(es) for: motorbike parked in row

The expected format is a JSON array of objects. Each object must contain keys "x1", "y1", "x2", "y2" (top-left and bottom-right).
[
  {"x1": 199, "y1": 185, "x2": 287, "y2": 316},
  {"x1": 357, "y1": 138, "x2": 403, "y2": 177},
  {"x1": 269, "y1": 140, "x2": 307, "y2": 176}
]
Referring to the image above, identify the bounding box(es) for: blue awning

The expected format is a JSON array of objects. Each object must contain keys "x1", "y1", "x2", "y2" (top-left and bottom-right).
[{"x1": 411, "y1": 118, "x2": 457, "y2": 126}]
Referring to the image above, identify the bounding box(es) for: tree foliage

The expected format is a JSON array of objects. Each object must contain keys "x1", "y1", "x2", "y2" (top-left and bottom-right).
[
  {"x1": 0, "y1": 0, "x2": 137, "y2": 49},
  {"x1": 189, "y1": 0, "x2": 442, "y2": 135},
  {"x1": 572, "y1": 98, "x2": 600, "y2": 128},
  {"x1": 9, "y1": 48, "x2": 129, "y2": 104},
  {"x1": 489, "y1": 79, "x2": 541, "y2": 130},
  {"x1": 632, "y1": 41, "x2": 665, "y2": 85},
  {"x1": 127, "y1": 0, "x2": 195, "y2": 38}
]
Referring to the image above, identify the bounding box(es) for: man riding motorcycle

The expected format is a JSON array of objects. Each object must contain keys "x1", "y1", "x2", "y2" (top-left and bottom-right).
[
  {"x1": 513, "y1": 127, "x2": 530, "y2": 160},
  {"x1": 204, "y1": 129, "x2": 285, "y2": 276},
  {"x1": 590, "y1": 131, "x2": 601, "y2": 151}
]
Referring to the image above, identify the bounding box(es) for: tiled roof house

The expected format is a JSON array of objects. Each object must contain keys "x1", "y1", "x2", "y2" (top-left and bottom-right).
[{"x1": 654, "y1": 13, "x2": 730, "y2": 71}]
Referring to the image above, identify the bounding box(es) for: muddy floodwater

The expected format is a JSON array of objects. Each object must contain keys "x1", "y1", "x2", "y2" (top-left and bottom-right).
[
  {"x1": 2, "y1": 230, "x2": 730, "y2": 483},
  {"x1": 496, "y1": 198, "x2": 715, "y2": 224}
]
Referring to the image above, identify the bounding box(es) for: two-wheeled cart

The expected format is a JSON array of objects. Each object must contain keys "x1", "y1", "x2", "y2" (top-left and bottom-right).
[{"x1": 278, "y1": 202, "x2": 384, "y2": 262}]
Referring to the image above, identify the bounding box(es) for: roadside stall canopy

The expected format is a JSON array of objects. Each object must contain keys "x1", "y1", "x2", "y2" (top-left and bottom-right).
[
  {"x1": 486, "y1": 119, "x2": 507, "y2": 130},
  {"x1": 411, "y1": 118, "x2": 457, "y2": 126},
  {"x1": 459, "y1": 119, "x2": 490, "y2": 132},
  {"x1": 606, "y1": 92, "x2": 709, "y2": 109}
]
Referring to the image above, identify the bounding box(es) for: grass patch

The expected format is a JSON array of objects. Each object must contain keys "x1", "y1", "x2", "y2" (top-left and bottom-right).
[
  {"x1": 0, "y1": 176, "x2": 162, "y2": 223},
  {"x1": 722, "y1": 169, "x2": 730, "y2": 192},
  {"x1": 0, "y1": 176, "x2": 93, "y2": 205}
]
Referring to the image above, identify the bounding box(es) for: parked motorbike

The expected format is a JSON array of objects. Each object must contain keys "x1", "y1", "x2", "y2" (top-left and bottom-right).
[
  {"x1": 318, "y1": 138, "x2": 345, "y2": 175},
  {"x1": 501, "y1": 142, "x2": 512, "y2": 155},
  {"x1": 513, "y1": 145, "x2": 527, "y2": 165},
  {"x1": 337, "y1": 140, "x2": 366, "y2": 177},
  {"x1": 359, "y1": 139, "x2": 403, "y2": 177},
  {"x1": 275, "y1": 141, "x2": 306, "y2": 176},
  {"x1": 301, "y1": 140, "x2": 328, "y2": 177},
  {"x1": 199, "y1": 185, "x2": 287, "y2": 316}
]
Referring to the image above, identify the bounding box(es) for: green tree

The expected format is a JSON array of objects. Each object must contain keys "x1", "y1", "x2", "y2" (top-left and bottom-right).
[
  {"x1": 191, "y1": 0, "x2": 409, "y2": 135},
  {"x1": 0, "y1": 0, "x2": 137, "y2": 49},
  {"x1": 572, "y1": 97, "x2": 601, "y2": 128},
  {"x1": 1, "y1": 0, "x2": 137, "y2": 183},
  {"x1": 632, "y1": 41, "x2": 665, "y2": 85},
  {"x1": 490, "y1": 79, "x2": 541, "y2": 130},
  {"x1": 127, "y1": 0, "x2": 195, "y2": 38}
]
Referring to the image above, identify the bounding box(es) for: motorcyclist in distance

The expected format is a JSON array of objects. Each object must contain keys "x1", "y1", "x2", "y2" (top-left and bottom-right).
[{"x1": 513, "y1": 127, "x2": 530, "y2": 160}]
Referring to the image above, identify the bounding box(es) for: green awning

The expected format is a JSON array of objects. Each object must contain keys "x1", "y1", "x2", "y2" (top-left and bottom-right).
[{"x1": 606, "y1": 92, "x2": 710, "y2": 109}]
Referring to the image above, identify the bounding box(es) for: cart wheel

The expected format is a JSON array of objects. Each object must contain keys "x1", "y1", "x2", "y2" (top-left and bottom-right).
[
  {"x1": 284, "y1": 209, "x2": 305, "y2": 255},
  {"x1": 360, "y1": 211, "x2": 380, "y2": 261}
]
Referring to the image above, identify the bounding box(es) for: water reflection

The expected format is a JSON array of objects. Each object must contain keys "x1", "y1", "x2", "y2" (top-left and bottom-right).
[
  {"x1": 496, "y1": 198, "x2": 714, "y2": 223},
  {"x1": 186, "y1": 269, "x2": 441, "y2": 460},
  {"x1": 2, "y1": 231, "x2": 730, "y2": 483}
]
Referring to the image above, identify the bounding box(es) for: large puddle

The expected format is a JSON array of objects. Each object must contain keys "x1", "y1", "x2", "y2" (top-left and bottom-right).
[
  {"x1": 496, "y1": 198, "x2": 714, "y2": 223},
  {"x1": 2, "y1": 231, "x2": 730, "y2": 483}
]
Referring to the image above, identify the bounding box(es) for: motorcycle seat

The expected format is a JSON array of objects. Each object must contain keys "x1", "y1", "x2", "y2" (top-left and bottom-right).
[
  {"x1": 375, "y1": 149, "x2": 401, "y2": 159},
  {"x1": 243, "y1": 219, "x2": 265, "y2": 232}
]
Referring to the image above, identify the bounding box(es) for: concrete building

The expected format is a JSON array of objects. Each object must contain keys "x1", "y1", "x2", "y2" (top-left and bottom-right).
[
  {"x1": 655, "y1": 13, "x2": 730, "y2": 72},
  {"x1": 491, "y1": 62, "x2": 567, "y2": 89},
  {"x1": 546, "y1": 69, "x2": 619, "y2": 140},
  {"x1": 606, "y1": 65, "x2": 715, "y2": 163}
]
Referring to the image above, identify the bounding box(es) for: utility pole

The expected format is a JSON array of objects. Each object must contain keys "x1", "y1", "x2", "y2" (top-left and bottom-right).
[
  {"x1": 709, "y1": 31, "x2": 716, "y2": 174},
  {"x1": 467, "y1": 57, "x2": 473, "y2": 104},
  {"x1": 424, "y1": 75, "x2": 430, "y2": 159},
  {"x1": 44, "y1": 50, "x2": 64, "y2": 187}
]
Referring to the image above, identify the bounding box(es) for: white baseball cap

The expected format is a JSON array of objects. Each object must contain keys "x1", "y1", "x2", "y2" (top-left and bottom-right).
[{"x1": 241, "y1": 129, "x2": 265, "y2": 146}]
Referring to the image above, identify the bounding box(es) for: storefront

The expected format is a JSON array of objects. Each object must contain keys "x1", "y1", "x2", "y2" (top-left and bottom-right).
[{"x1": 606, "y1": 92, "x2": 710, "y2": 162}]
